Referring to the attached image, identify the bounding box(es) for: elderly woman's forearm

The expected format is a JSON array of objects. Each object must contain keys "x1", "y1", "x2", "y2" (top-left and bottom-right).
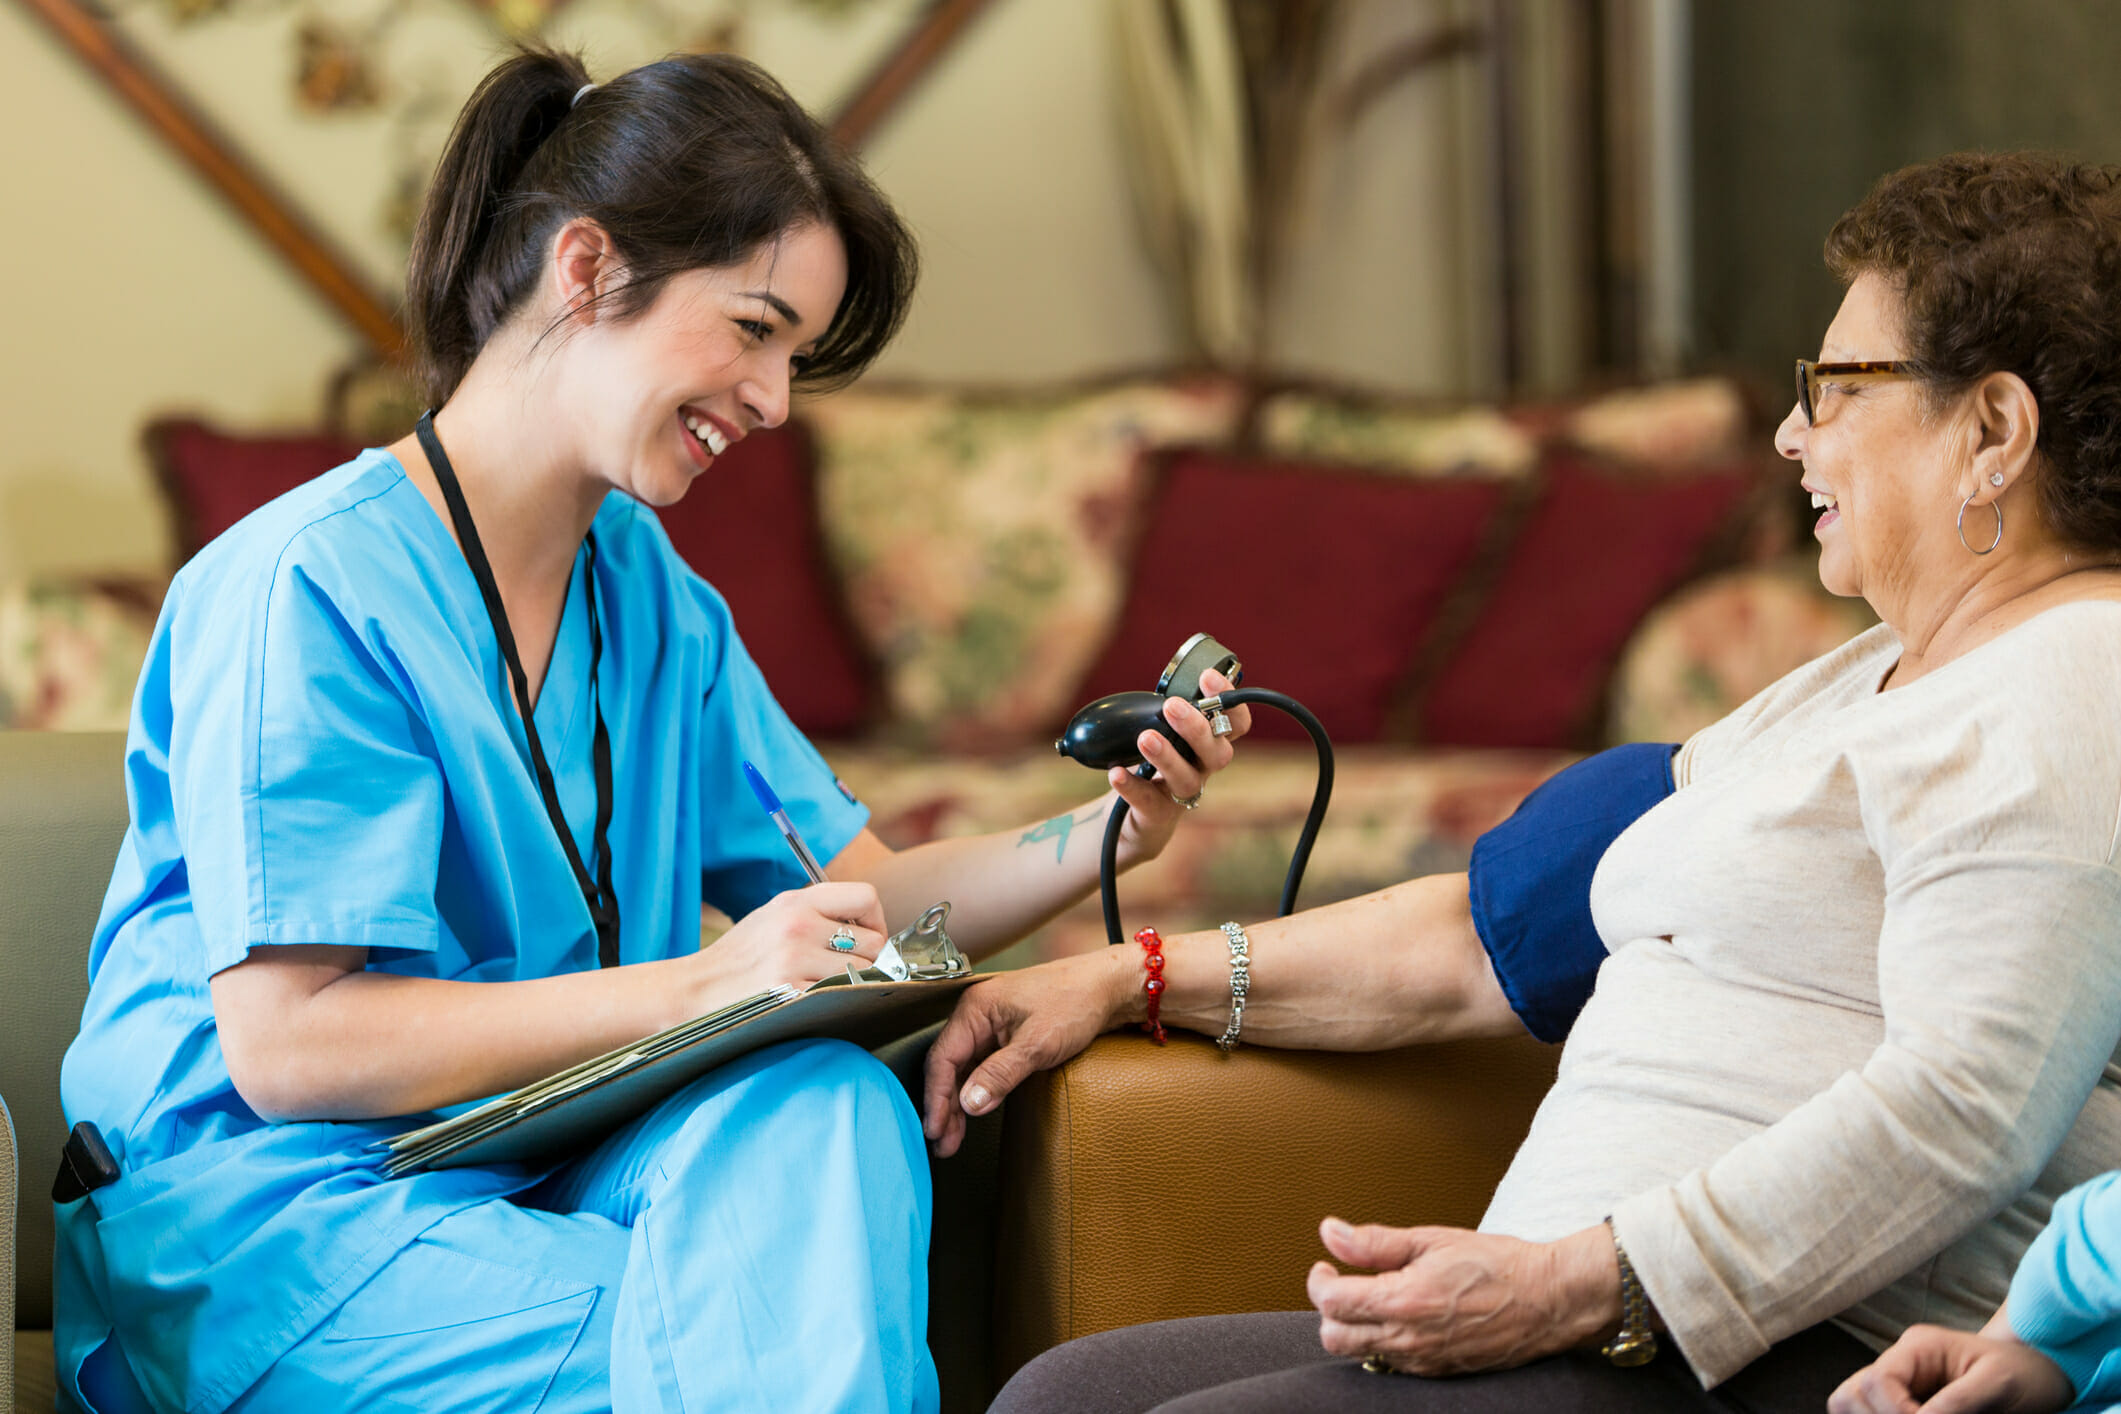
[{"x1": 1153, "y1": 872, "x2": 1524, "y2": 1048}]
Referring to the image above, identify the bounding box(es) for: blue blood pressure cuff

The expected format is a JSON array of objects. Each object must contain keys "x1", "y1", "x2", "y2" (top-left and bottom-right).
[{"x1": 1466, "y1": 741, "x2": 1677, "y2": 1043}]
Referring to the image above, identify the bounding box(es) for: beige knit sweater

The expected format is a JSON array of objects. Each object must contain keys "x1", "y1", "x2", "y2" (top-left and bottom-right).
[{"x1": 1481, "y1": 603, "x2": 2121, "y2": 1386}]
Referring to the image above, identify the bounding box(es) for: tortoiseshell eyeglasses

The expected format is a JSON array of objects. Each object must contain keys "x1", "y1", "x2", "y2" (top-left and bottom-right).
[{"x1": 1794, "y1": 358, "x2": 1917, "y2": 425}]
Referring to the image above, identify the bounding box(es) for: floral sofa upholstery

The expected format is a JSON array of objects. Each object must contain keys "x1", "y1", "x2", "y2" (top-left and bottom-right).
[{"x1": 0, "y1": 377, "x2": 1873, "y2": 967}]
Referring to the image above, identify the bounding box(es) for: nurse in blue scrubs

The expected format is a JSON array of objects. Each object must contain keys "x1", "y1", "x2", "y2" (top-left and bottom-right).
[{"x1": 54, "y1": 46, "x2": 1248, "y2": 1414}]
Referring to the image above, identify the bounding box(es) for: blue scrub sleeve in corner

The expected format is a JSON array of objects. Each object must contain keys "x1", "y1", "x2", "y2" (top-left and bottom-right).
[
  {"x1": 1466, "y1": 742, "x2": 1677, "y2": 1043},
  {"x1": 2008, "y1": 1170, "x2": 2121, "y2": 1405}
]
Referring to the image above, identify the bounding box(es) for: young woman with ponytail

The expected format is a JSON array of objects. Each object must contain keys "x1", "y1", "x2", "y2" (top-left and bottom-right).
[{"x1": 53, "y1": 47, "x2": 1246, "y2": 1414}]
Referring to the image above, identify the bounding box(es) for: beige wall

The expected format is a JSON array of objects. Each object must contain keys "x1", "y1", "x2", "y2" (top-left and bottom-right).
[
  {"x1": 1, "y1": 0, "x2": 1477, "y2": 583},
  {"x1": 3, "y1": 0, "x2": 367, "y2": 581}
]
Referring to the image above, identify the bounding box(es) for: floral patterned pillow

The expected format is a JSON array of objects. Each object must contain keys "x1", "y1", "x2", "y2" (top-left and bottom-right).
[
  {"x1": 1254, "y1": 393, "x2": 1539, "y2": 478},
  {"x1": 1559, "y1": 378, "x2": 1752, "y2": 466},
  {"x1": 0, "y1": 580, "x2": 157, "y2": 731},
  {"x1": 1607, "y1": 556, "x2": 1877, "y2": 745},
  {"x1": 804, "y1": 380, "x2": 1243, "y2": 748},
  {"x1": 1257, "y1": 377, "x2": 1755, "y2": 479}
]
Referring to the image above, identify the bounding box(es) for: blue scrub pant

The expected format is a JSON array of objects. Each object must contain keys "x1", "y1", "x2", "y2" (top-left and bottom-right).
[{"x1": 85, "y1": 1039, "x2": 939, "y2": 1414}]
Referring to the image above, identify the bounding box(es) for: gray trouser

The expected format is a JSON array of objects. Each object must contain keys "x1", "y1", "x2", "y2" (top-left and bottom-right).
[{"x1": 990, "y1": 1311, "x2": 1872, "y2": 1414}]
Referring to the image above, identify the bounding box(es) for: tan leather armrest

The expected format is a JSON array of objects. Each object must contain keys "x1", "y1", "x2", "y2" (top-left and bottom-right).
[{"x1": 993, "y1": 1029, "x2": 1558, "y2": 1379}]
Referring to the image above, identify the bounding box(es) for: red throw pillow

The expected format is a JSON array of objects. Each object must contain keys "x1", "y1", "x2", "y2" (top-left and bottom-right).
[
  {"x1": 148, "y1": 416, "x2": 876, "y2": 739},
  {"x1": 1414, "y1": 452, "x2": 1755, "y2": 749},
  {"x1": 1071, "y1": 450, "x2": 1509, "y2": 744},
  {"x1": 146, "y1": 418, "x2": 364, "y2": 561},
  {"x1": 653, "y1": 421, "x2": 879, "y2": 740}
]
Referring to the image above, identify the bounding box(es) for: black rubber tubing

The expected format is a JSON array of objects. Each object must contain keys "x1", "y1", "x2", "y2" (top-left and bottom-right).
[{"x1": 1099, "y1": 687, "x2": 1334, "y2": 949}]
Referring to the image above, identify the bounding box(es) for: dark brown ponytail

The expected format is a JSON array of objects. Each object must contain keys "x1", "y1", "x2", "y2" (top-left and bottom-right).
[{"x1": 403, "y1": 47, "x2": 917, "y2": 405}]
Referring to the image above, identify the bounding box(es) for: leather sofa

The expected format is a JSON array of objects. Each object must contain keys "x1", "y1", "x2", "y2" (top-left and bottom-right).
[{"x1": 1, "y1": 729, "x2": 1558, "y2": 1413}]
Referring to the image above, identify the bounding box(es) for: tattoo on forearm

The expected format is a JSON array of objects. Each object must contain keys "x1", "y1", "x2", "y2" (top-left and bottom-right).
[{"x1": 1018, "y1": 806, "x2": 1108, "y2": 863}]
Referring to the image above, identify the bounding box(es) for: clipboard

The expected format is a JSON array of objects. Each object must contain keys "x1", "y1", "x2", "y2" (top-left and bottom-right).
[{"x1": 379, "y1": 903, "x2": 974, "y2": 1176}]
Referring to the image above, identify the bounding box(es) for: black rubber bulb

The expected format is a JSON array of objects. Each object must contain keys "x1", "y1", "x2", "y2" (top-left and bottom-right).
[{"x1": 1054, "y1": 691, "x2": 1202, "y2": 771}]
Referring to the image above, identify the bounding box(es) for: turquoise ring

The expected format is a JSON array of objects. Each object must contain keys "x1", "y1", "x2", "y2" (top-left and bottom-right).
[{"x1": 828, "y1": 927, "x2": 858, "y2": 953}]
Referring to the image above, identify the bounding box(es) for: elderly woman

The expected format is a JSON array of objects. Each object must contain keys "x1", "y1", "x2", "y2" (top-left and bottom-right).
[{"x1": 923, "y1": 151, "x2": 2121, "y2": 1413}]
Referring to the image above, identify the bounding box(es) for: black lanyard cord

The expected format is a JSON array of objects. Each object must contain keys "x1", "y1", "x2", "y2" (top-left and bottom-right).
[{"x1": 416, "y1": 411, "x2": 621, "y2": 968}]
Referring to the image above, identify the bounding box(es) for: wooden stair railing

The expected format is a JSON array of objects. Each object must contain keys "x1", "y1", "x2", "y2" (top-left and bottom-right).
[
  {"x1": 16, "y1": 0, "x2": 1001, "y2": 364},
  {"x1": 17, "y1": 0, "x2": 407, "y2": 361},
  {"x1": 830, "y1": 0, "x2": 998, "y2": 149}
]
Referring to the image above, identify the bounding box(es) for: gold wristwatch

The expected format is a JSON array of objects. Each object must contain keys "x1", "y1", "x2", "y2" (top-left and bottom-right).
[{"x1": 1601, "y1": 1218, "x2": 1659, "y2": 1367}]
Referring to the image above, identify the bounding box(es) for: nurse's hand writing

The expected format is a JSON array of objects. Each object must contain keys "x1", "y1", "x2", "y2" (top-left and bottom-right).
[
  {"x1": 694, "y1": 881, "x2": 889, "y2": 1002},
  {"x1": 922, "y1": 948, "x2": 1136, "y2": 1156},
  {"x1": 1113, "y1": 668, "x2": 1250, "y2": 864}
]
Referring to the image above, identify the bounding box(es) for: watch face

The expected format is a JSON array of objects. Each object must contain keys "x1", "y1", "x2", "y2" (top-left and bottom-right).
[{"x1": 1604, "y1": 1334, "x2": 1658, "y2": 1368}]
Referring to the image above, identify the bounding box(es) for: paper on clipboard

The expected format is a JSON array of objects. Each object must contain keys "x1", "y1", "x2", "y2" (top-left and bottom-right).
[{"x1": 379, "y1": 903, "x2": 973, "y2": 1176}]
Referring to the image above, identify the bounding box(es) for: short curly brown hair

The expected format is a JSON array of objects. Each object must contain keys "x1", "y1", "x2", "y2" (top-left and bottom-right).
[{"x1": 1824, "y1": 152, "x2": 2121, "y2": 554}]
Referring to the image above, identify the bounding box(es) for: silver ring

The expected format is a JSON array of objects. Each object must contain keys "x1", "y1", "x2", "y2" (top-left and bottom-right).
[
  {"x1": 1175, "y1": 784, "x2": 1206, "y2": 811},
  {"x1": 828, "y1": 926, "x2": 858, "y2": 953}
]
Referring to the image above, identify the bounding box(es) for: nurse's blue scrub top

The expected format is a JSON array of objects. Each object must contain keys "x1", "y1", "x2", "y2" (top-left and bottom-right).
[{"x1": 56, "y1": 449, "x2": 869, "y2": 1414}]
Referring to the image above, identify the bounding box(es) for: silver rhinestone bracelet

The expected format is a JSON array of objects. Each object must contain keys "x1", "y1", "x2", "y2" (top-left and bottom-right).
[{"x1": 1215, "y1": 920, "x2": 1251, "y2": 1051}]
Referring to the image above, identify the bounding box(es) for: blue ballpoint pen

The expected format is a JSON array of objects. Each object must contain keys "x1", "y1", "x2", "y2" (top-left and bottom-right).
[{"x1": 743, "y1": 760, "x2": 830, "y2": 884}]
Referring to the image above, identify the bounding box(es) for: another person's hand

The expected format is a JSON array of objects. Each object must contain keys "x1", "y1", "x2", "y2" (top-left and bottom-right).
[
  {"x1": 1829, "y1": 1324, "x2": 2074, "y2": 1414},
  {"x1": 1113, "y1": 668, "x2": 1250, "y2": 862},
  {"x1": 695, "y1": 881, "x2": 888, "y2": 997},
  {"x1": 1306, "y1": 1219, "x2": 1622, "y2": 1375},
  {"x1": 921, "y1": 948, "x2": 1137, "y2": 1157}
]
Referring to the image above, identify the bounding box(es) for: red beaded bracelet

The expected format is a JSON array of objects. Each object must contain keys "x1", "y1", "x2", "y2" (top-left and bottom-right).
[{"x1": 1135, "y1": 926, "x2": 1168, "y2": 1045}]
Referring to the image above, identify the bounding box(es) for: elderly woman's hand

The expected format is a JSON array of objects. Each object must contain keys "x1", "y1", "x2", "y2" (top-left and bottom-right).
[
  {"x1": 1828, "y1": 1324, "x2": 2073, "y2": 1414},
  {"x1": 1306, "y1": 1219, "x2": 1624, "y2": 1375},
  {"x1": 921, "y1": 947, "x2": 1139, "y2": 1157},
  {"x1": 1111, "y1": 668, "x2": 1250, "y2": 863}
]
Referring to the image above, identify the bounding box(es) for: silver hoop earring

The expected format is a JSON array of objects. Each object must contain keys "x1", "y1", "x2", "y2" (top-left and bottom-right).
[{"x1": 1957, "y1": 490, "x2": 2003, "y2": 555}]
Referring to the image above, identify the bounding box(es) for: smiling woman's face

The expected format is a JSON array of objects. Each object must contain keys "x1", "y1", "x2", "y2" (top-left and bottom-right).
[
  {"x1": 564, "y1": 220, "x2": 849, "y2": 508},
  {"x1": 1775, "y1": 273, "x2": 1966, "y2": 605}
]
